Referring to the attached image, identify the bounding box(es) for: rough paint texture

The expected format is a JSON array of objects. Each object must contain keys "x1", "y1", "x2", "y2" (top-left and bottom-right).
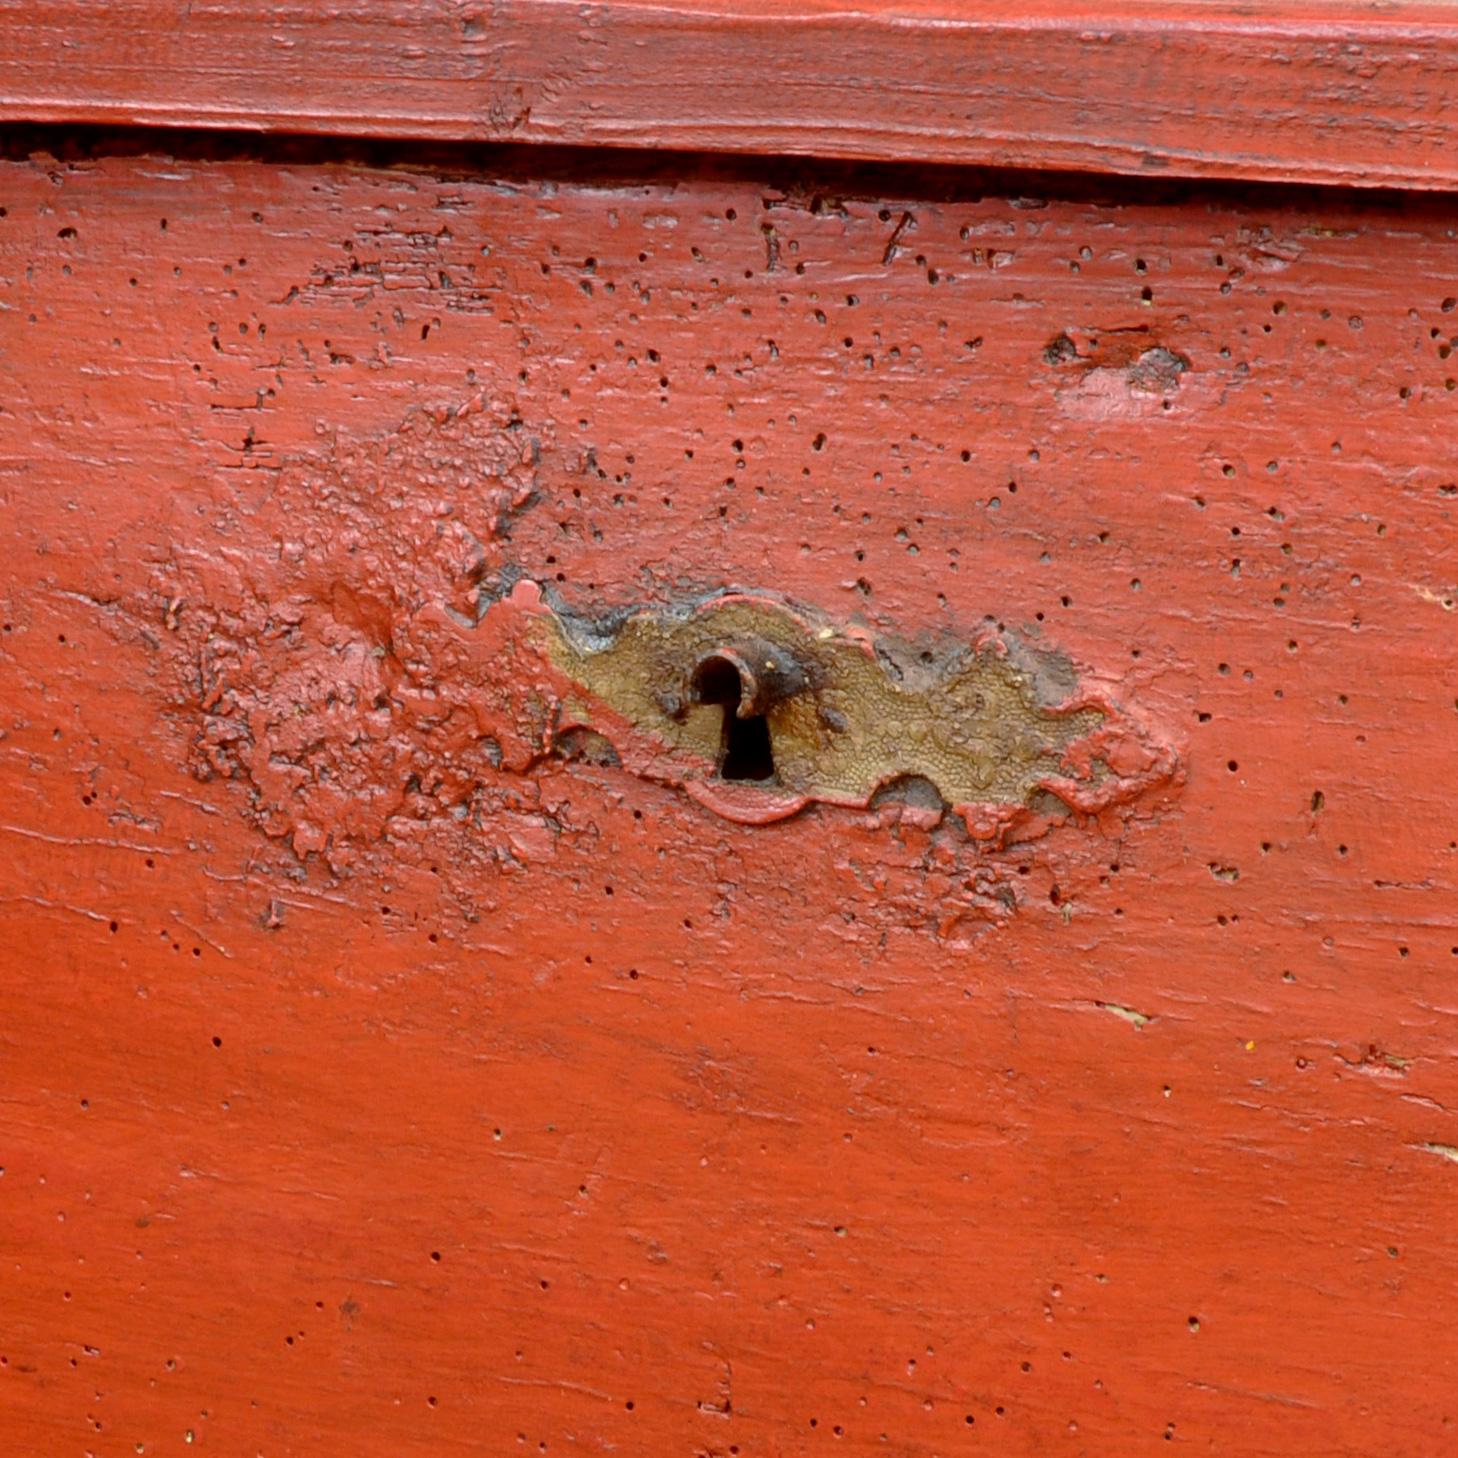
[
  {"x1": 8, "y1": 1, "x2": 1458, "y2": 189},
  {"x1": 3, "y1": 143, "x2": 1458, "y2": 1457}
]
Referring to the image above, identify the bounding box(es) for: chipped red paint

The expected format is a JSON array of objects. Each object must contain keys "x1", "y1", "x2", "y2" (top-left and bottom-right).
[{"x1": 4, "y1": 139, "x2": 1458, "y2": 1458}]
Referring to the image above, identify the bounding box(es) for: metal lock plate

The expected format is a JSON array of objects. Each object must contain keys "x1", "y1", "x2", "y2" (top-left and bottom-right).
[{"x1": 503, "y1": 584, "x2": 1177, "y2": 831}]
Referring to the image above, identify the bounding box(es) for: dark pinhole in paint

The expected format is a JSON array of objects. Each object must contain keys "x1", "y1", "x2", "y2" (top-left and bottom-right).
[{"x1": 693, "y1": 655, "x2": 775, "y2": 782}]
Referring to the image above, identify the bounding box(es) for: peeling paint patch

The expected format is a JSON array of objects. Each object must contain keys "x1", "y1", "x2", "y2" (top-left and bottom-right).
[
  {"x1": 1414, "y1": 1142, "x2": 1458, "y2": 1164},
  {"x1": 1412, "y1": 584, "x2": 1456, "y2": 612},
  {"x1": 1094, "y1": 1001, "x2": 1154, "y2": 1029}
]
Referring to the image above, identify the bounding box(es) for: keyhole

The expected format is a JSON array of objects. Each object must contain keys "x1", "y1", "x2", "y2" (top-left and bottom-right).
[{"x1": 693, "y1": 655, "x2": 776, "y2": 782}]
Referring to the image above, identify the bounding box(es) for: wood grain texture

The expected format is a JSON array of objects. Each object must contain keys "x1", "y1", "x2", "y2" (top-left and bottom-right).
[
  {"x1": 4, "y1": 142, "x2": 1458, "y2": 1455},
  {"x1": 7, "y1": 0, "x2": 1458, "y2": 187}
]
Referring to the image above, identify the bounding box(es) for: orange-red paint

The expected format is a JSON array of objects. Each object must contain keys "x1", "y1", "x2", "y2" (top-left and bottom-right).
[
  {"x1": 4, "y1": 133, "x2": 1458, "y2": 1457},
  {"x1": 9, "y1": 1, "x2": 1458, "y2": 189}
]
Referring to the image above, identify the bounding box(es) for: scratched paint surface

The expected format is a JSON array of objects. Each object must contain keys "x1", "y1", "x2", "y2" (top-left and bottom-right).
[{"x1": 2, "y1": 143, "x2": 1458, "y2": 1456}]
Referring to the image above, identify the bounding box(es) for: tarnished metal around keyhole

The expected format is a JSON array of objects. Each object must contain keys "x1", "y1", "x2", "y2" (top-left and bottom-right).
[{"x1": 508, "y1": 583, "x2": 1177, "y2": 829}]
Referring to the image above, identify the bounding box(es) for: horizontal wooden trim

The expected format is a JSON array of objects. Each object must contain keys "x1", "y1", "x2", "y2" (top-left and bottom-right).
[{"x1": 6, "y1": 0, "x2": 1458, "y2": 188}]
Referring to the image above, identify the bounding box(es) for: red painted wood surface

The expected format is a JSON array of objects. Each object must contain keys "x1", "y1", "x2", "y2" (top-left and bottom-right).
[
  {"x1": 7, "y1": 0, "x2": 1458, "y2": 188},
  {"x1": 5, "y1": 139, "x2": 1458, "y2": 1456}
]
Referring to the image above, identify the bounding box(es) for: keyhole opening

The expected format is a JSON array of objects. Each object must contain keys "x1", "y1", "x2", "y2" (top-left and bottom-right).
[{"x1": 693, "y1": 655, "x2": 776, "y2": 782}]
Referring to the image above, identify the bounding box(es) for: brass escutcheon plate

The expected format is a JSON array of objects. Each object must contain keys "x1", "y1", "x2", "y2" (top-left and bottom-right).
[{"x1": 513, "y1": 584, "x2": 1177, "y2": 832}]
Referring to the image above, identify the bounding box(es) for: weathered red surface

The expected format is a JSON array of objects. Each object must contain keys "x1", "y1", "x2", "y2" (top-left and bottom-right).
[
  {"x1": 7, "y1": 0, "x2": 1458, "y2": 188},
  {"x1": 3, "y1": 142, "x2": 1458, "y2": 1456}
]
